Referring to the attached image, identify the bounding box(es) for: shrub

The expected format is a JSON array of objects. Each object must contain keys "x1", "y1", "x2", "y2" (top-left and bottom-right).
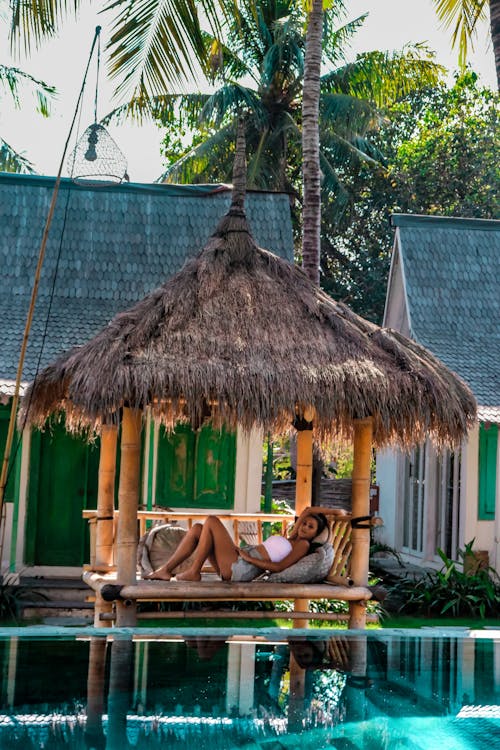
[{"x1": 393, "y1": 542, "x2": 500, "y2": 619}]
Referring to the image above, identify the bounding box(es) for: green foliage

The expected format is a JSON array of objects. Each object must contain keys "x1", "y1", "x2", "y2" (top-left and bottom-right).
[
  {"x1": 0, "y1": 573, "x2": 47, "y2": 622},
  {"x1": 393, "y1": 541, "x2": 500, "y2": 619},
  {"x1": 323, "y1": 71, "x2": 499, "y2": 322},
  {"x1": 148, "y1": 0, "x2": 442, "y2": 204}
]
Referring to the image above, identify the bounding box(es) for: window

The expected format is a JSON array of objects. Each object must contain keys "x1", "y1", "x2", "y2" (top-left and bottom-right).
[{"x1": 478, "y1": 423, "x2": 498, "y2": 520}]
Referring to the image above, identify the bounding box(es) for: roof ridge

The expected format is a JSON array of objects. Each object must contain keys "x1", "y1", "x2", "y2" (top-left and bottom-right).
[{"x1": 391, "y1": 213, "x2": 500, "y2": 230}]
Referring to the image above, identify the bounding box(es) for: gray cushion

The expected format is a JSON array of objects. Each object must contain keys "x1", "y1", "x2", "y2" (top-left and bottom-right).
[
  {"x1": 261, "y1": 543, "x2": 334, "y2": 583},
  {"x1": 138, "y1": 524, "x2": 196, "y2": 576}
]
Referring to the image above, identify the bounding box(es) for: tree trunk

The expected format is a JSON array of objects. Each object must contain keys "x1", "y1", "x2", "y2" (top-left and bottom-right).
[
  {"x1": 490, "y1": 0, "x2": 500, "y2": 89},
  {"x1": 301, "y1": 0, "x2": 323, "y2": 286}
]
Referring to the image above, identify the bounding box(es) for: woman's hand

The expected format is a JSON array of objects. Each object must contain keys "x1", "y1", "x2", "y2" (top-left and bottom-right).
[{"x1": 239, "y1": 549, "x2": 256, "y2": 563}]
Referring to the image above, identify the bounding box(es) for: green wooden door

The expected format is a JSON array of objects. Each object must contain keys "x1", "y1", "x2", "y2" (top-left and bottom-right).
[
  {"x1": 26, "y1": 424, "x2": 99, "y2": 566},
  {"x1": 156, "y1": 423, "x2": 236, "y2": 509},
  {"x1": 0, "y1": 403, "x2": 20, "y2": 505}
]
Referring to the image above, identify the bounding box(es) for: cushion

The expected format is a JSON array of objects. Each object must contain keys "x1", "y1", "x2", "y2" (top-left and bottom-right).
[
  {"x1": 137, "y1": 524, "x2": 196, "y2": 576},
  {"x1": 260, "y1": 542, "x2": 334, "y2": 583}
]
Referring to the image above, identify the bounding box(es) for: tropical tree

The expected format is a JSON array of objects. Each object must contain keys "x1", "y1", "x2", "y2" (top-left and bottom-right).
[
  {"x1": 323, "y1": 71, "x2": 499, "y2": 322},
  {"x1": 432, "y1": 0, "x2": 500, "y2": 88},
  {"x1": 108, "y1": 2, "x2": 442, "y2": 261}
]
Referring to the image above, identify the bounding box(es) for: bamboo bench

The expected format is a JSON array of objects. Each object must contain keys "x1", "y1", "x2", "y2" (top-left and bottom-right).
[{"x1": 83, "y1": 508, "x2": 378, "y2": 624}]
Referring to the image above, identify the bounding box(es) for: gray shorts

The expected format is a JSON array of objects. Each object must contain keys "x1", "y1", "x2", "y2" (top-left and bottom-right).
[{"x1": 231, "y1": 546, "x2": 265, "y2": 582}]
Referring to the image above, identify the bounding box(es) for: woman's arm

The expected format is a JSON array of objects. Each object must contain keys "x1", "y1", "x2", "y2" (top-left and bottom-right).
[{"x1": 238, "y1": 539, "x2": 310, "y2": 572}]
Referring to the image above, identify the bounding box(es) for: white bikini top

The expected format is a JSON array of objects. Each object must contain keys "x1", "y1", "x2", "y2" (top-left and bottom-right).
[{"x1": 262, "y1": 535, "x2": 293, "y2": 562}]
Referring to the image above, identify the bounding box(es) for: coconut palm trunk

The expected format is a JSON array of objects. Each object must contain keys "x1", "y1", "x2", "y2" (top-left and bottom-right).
[
  {"x1": 301, "y1": 0, "x2": 324, "y2": 286},
  {"x1": 491, "y1": 0, "x2": 500, "y2": 88}
]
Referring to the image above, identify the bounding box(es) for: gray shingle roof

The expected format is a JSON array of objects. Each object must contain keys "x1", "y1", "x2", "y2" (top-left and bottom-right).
[
  {"x1": 392, "y1": 214, "x2": 500, "y2": 421},
  {"x1": 0, "y1": 173, "x2": 293, "y2": 391}
]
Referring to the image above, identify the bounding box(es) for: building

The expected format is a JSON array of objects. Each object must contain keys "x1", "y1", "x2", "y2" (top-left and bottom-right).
[{"x1": 377, "y1": 214, "x2": 500, "y2": 572}]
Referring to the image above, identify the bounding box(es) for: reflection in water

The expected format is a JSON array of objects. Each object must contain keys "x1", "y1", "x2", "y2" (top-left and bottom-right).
[{"x1": 0, "y1": 631, "x2": 498, "y2": 748}]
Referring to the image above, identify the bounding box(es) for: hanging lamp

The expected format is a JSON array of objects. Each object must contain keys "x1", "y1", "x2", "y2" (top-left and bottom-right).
[{"x1": 70, "y1": 27, "x2": 128, "y2": 186}]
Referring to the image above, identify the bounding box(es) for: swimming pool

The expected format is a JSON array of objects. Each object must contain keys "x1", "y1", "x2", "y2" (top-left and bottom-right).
[{"x1": 0, "y1": 627, "x2": 498, "y2": 749}]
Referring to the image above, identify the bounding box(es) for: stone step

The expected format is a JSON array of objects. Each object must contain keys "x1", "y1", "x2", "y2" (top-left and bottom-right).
[{"x1": 18, "y1": 577, "x2": 90, "y2": 603}]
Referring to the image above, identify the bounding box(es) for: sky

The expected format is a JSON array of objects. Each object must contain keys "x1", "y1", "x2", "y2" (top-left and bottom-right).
[{"x1": 1, "y1": 0, "x2": 496, "y2": 183}]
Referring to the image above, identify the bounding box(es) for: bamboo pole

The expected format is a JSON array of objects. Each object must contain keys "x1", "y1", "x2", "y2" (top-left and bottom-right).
[
  {"x1": 348, "y1": 417, "x2": 373, "y2": 629},
  {"x1": 107, "y1": 637, "x2": 134, "y2": 749},
  {"x1": 115, "y1": 407, "x2": 142, "y2": 627},
  {"x1": 295, "y1": 428, "x2": 313, "y2": 515},
  {"x1": 288, "y1": 652, "x2": 306, "y2": 732},
  {"x1": 294, "y1": 408, "x2": 314, "y2": 625},
  {"x1": 95, "y1": 424, "x2": 118, "y2": 569},
  {"x1": 85, "y1": 637, "x2": 107, "y2": 749}
]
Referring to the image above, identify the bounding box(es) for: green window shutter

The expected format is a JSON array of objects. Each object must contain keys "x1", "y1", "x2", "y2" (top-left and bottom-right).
[
  {"x1": 155, "y1": 423, "x2": 236, "y2": 509},
  {"x1": 194, "y1": 424, "x2": 236, "y2": 510},
  {"x1": 156, "y1": 424, "x2": 195, "y2": 506},
  {"x1": 478, "y1": 423, "x2": 498, "y2": 520}
]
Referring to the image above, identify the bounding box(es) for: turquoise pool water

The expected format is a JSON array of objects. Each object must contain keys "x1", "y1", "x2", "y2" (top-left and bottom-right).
[{"x1": 0, "y1": 627, "x2": 498, "y2": 749}]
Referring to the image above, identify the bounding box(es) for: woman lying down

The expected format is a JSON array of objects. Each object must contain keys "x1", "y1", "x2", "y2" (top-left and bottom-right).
[{"x1": 144, "y1": 508, "x2": 328, "y2": 582}]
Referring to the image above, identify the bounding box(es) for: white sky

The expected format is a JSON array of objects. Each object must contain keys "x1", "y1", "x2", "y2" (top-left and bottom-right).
[{"x1": 1, "y1": 0, "x2": 496, "y2": 183}]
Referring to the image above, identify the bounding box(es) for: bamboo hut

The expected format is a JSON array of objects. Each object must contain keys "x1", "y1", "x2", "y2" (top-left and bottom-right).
[{"x1": 20, "y1": 126, "x2": 476, "y2": 628}]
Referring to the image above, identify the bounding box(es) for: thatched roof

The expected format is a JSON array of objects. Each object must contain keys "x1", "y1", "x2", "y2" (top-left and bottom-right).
[{"x1": 20, "y1": 128, "x2": 476, "y2": 448}]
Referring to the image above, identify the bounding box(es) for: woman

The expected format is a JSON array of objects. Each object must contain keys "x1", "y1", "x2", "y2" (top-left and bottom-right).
[{"x1": 145, "y1": 509, "x2": 328, "y2": 582}]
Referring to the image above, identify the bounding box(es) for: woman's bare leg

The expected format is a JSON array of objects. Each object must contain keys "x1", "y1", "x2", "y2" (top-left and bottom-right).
[
  {"x1": 145, "y1": 524, "x2": 203, "y2": 580},
  {"x1": 176, "y1": 516, "x2": 239, "y2": 581}
]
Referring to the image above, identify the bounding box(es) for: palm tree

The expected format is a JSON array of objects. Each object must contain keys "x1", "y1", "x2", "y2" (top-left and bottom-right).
[
  {"x1": 114, "y1": 0, "x2": 440, "y2": 285},
  {"x1": 301, "y1": 0, "x2": 323, "y2": 284},
  {"x1": 432, "y1": 0, "x2": 500, "y2": 88},
  {"x1": 0, "y1": 62, "x2": 55, "y2": 172}
]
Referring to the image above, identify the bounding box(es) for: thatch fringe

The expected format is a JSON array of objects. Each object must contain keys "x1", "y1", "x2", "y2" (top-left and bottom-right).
[{"x1": 19, "y1": 200, "x2": 476, "y2": 449}]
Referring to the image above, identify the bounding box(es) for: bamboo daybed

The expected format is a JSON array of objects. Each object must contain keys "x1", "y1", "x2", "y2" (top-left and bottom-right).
[{"x1": 82, "y1": 506, "x2": 381, "y2": 625}]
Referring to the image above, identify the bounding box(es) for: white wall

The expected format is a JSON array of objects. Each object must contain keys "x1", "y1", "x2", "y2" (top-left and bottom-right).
[
  {"x1": 234, "y1": 427, "x2": 264, "y2": 513},
  {"x1": 375, "y1": 448, "x2": 400, "y2": 548}
]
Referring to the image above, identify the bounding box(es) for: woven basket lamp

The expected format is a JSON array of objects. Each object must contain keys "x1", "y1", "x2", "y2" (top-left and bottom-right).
[{"x1": 70, "y1": 123, "x2": 128, "y2": 186}]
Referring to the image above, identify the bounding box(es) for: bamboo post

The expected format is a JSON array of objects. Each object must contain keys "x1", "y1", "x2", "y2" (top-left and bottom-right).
[
  {"x1": 294, "y1": 407, "x2": 314, "y2": 626},
  {"x1": 115, "y1": 407, "x2": 142, "y2": 627},
  {"x1": 107, "y1": 637, "x2": 134, "y2": 750},
  {"x1": 348, "y1": 417, "x2": 373, "y2": 629},
  {"x1": 85, "y1": 637, "x2": 107, "y2": 750},
  {"x1": 343, "y1": 635, "x2": 368, "y2": 722},
  {"x1": 295, "y1": 429, "x2": 313, "y2": 514},
  {"x1": 288, "y1": 651, "x2": 306, "y2": 732},
  {"x1": 94, "y1": 592, "x2": 112, "y2": 629},
  {"x1": 95, "y1": 424, "x2": 118, "y2": 569}
]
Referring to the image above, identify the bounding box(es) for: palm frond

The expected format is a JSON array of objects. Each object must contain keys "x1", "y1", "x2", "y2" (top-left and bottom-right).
[
  {"x1": 9, "y1": 0, "x2": 81, "y2": 54},
  {"x1": 202, "y1": 32, "x2": 254, "y2": 83},
  {"x1": 102, "y1": 91, "x2": 209, "y2": 125},
  {"x1": 0, "y1": 64, "x2": 56, "y2": 115},
  {"x1": 200, "y1": 84, "x2": 265, "y2": 127},
  {"x1": 104, "y1": 0, "x2": 222, "y2": 99},
  {"x1": 322, "y1": 45, "x2": 445, "y2": 107},
  {"x1": 322, "y1": 13, "x2": 368, "y2": 67},
  {"x1": 321, "y1": 93, "x2": 378, "y2": 138},
  {"x1": 0, "y1": 137, "x2": 36, "y2": 174},
  {"x1": 160, "y1": 121, "x2": 235, "y2": 182},
  {"x1": 433, "y1": 0, "x2": 487, "y2": 68}
]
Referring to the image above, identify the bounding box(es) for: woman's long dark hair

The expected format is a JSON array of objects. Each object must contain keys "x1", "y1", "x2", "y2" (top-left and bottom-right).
[{"x1": 289, "y1": 511, "x2": 329, "y2": 546}]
